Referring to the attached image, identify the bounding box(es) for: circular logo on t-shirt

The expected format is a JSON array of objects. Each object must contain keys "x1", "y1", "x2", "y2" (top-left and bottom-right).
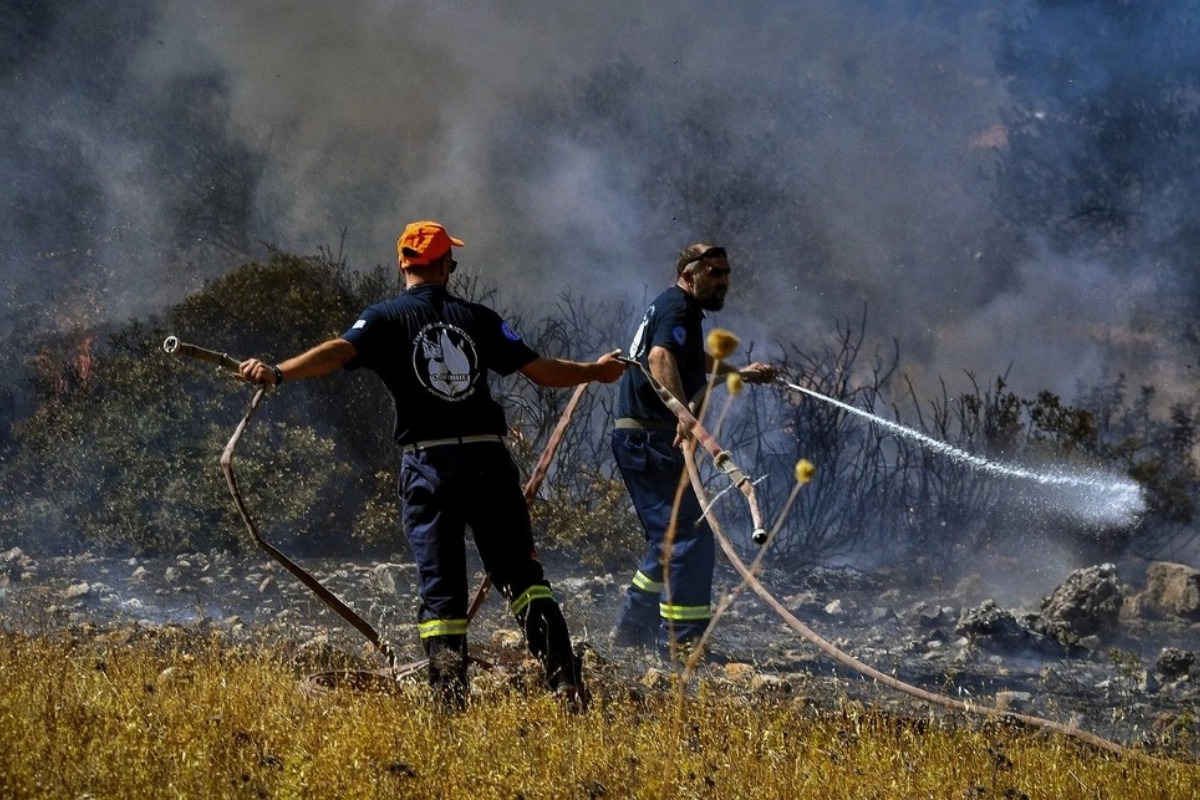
[{"x1": 412, "y1": 322, "x2": 480, "y2": 401}]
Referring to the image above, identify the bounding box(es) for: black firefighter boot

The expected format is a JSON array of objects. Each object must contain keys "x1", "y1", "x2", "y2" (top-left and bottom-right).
[
  {"x1": 518, "y1": 596, "x2": 591, "y2": 713},
  {"x1": 552, "y1": 652, "x2": 590, "y2": 714},
  {"x1": 424, "y1": 634, "x2": 469, "y2": 712},
  {"x1": 609, "y1": 583, "x2": 659, "y2": 649}
]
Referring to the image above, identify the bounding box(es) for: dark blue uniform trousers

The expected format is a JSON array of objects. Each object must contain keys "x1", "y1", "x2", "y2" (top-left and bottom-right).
[
  {"x1": 400, "y1": 441, "x2": 578, "y2": 704},
  {"x1": 611, "y1": 428, "x2": 715, "y2": 649}
]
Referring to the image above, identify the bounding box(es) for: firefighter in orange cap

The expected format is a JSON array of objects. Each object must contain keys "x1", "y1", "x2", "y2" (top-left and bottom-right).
[{"x1": 241, "y1": 220, "x2": 624, "y2": 709}]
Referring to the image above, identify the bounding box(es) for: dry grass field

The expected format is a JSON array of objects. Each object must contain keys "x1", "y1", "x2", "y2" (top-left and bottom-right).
[{"x1": 1, "y1": 628, "x2": 1197, "y2": 799}]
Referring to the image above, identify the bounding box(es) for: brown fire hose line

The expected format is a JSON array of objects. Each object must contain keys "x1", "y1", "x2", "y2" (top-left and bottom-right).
[
  {"x1": 166, "y1": 335, "x2": 406, "y2": 674},
  {"x1": 166, "y1": 336, "x2": 589, "y2": 682},
  {"x1": 218, "y1": 385, "x2": 402, "y2": 672},
  {"x1": 618, "y1": 350, "x2": 1154, "y2": 761},
  {"x1": 681, "y1": 447, "x2": 1161, "y2": 761}
]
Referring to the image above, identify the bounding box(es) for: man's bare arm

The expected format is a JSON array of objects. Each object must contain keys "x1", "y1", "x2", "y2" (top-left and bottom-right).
[
  {"x1": 704, "y1": 352, "x2": 778, "y2": 383},
  {"x1": 240, "y1": 338, "x2": 357, "y2": 385},
  {"x1": 648, "y1": 346, "x2": 689, "y2": 405},
  {"x1": 519, "y1": 350, "x2": 625, "y2": 387}
]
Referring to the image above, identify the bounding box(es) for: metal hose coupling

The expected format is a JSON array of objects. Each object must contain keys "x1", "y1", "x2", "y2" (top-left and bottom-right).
[{"x1": 163, "y1": 335, "x2": 243, "y2": 372}]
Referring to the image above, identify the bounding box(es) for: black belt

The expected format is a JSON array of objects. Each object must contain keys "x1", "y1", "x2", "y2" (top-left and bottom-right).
[
  {"x1": 613, "y1": 417, "x2": 676, "y2": 431},
  {"x1": 399, "y1": 434, "x2": 503, "y2": 454}
]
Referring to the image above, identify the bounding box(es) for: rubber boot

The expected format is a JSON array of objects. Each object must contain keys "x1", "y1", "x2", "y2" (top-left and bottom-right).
[
  {"x1": 552, "y1": 653, "x2": 591, "y2": 713},
  {"x1": 424, "y1": 634, "x2": 468, "y2": 712},
  {"x1": 657, "y1": 619, "x2": 709, "y2": 665},
  {"x1": 610, "y1": 585, "x2": 659, "y2": 648},
  {"x1": 515, "y1": 595, "x2": 589, "y2": 707}
]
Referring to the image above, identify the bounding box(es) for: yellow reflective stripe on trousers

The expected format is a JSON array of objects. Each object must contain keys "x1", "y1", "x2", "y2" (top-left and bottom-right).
[
  {"x1": 631, "y1": 570, "x2": 664, "y2": 593},
  {"x1": 510, "y1": 584, "x2": 554, "y2": 616},
  {"x1": 659, "y1": 603, "x2": 711, "y2": 621},
  {"x1": 418, "y1": 618, "x2": 469, "y2": 639}
]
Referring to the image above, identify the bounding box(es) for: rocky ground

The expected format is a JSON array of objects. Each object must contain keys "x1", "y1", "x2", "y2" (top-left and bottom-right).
[{"x1": 2, "y1": 545, "x2": 1198, "y2": 758}]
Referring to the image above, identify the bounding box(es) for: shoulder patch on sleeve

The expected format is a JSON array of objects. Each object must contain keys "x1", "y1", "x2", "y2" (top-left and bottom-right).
[
  {"x1": 352, "y1": 319, "x2": 367, "y2": 329},
  {"x1": 501, "y1": 320, "x2": 522, "y2": 341},
  {"x1": 672, "y1": 325, "x2": 687, "y2": 346}
]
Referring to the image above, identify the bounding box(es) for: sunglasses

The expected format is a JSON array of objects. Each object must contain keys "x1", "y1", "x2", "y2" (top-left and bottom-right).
[{"x1": 680, "y1": 246, "x2": 728, "y2": 271}]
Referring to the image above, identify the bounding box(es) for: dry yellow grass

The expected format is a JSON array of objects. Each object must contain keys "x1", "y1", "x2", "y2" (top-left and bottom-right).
[{"x1": 0, "y1": 630, "x2": 1196, "y2": 799}]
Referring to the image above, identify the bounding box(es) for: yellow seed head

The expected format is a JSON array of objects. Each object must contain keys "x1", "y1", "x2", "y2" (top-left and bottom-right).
[
  {"x1": 725, "y1": 372, "x2": 744, "y2": 396},
  {"x1": 794, "y1": 459, "x2": 816, "y2": 485},
  {"x1": 706, "y1": 328, "x2": 739, "y2": 360}
]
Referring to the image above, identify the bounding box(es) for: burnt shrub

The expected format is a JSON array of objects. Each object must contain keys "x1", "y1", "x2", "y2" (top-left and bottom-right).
[{"x1": 0, "y1": 252, "x2": 395, "y2": 556}]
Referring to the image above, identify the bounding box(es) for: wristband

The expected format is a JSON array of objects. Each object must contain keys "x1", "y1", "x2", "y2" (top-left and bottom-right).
[{"x1": 271, "y1": 365, "x2": 284, "y2": 385}]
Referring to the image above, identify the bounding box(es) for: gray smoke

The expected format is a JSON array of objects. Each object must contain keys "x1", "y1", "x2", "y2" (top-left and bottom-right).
[{"x1": 2, "y1": 1, "x2": 1197, "y2": 404}]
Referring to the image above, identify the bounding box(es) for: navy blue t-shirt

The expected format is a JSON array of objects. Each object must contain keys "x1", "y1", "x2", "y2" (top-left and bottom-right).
[
  {"x1": 341, "y1": 284, "x2": 538, "y2": 444},
  {"x1": 615, "y1": 285, "x2": 707, "y2": 421}
]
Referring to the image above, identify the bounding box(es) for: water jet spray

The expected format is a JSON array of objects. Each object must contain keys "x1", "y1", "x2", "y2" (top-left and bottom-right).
[{"x1": 774, "y1": 377, "x2": 1146, "y2": 528}]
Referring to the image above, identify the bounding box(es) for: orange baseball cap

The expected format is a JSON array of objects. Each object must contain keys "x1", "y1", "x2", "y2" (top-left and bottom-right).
[{"x1": 396, "y1": 220, "x2": 465, "y2": 267}]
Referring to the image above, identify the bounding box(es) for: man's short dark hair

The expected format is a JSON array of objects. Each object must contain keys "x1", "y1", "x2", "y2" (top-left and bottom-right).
[{"x1": 677, "y1": 243, "x2": 727, "y2": 275}]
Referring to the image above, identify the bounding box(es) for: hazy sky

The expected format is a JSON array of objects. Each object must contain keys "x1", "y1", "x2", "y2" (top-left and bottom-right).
[{"x1": 3, "y1": 1, "x2": 1196, "y2": 403}]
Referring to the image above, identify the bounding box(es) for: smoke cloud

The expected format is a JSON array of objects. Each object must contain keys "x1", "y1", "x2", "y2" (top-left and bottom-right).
[{"x1": 2, "y1": 0, "x2": 1197, "y2": 404}]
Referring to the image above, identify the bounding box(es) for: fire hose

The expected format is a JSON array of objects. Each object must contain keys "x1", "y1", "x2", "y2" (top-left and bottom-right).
[
  {"x1": 683, "y1": 449, "x2": 1144, "y2": 759},
  {"x1": 612, "y1": 355, "x2": 766, "y2": 542},
  {"x1": 618, "y1": 352, "x2": 1142, "y2": 759},
  {"x1": 164, "y1": 335, "x2": 589, "y2": 683},
  {"x1": 165, "y1": 336, "x2": 403, "y2": 671},
  {"x1": 167, "y1": 334, "x2": 1154, "y2": 756}
]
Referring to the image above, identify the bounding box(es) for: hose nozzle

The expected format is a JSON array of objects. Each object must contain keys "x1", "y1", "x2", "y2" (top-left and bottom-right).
[{"x1": 162, "y1": 335, "x2": 243, "y2": 372}]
